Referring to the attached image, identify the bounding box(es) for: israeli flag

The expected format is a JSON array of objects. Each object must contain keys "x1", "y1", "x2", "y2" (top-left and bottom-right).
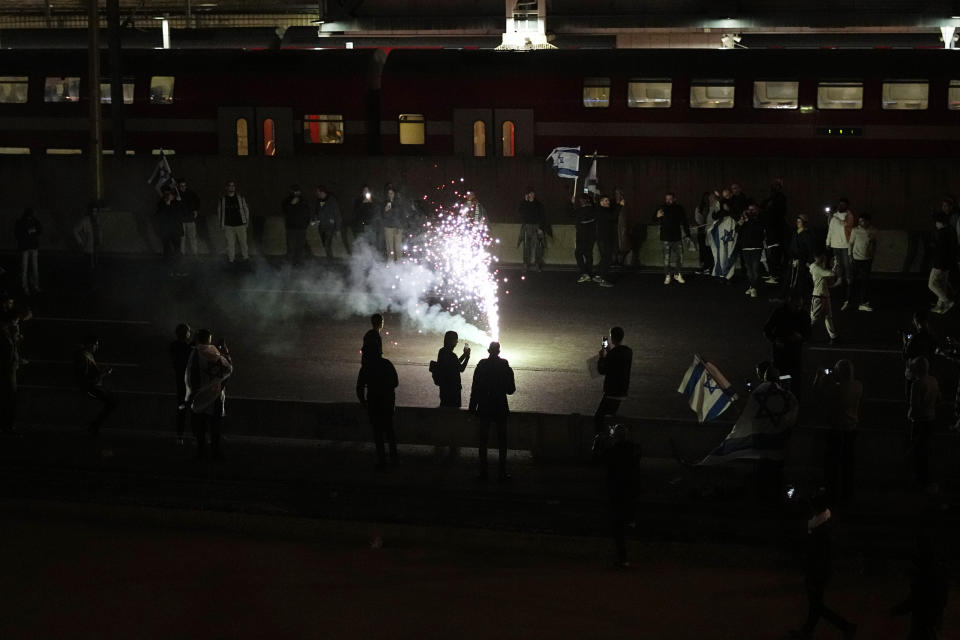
[
  {"x1": 708, "y1": 216, "x2": 738, "y2": 280},
  {"x1": 147, "y1": 151, "x2": 174, "y2": 195},
  {"x1": 699, "y1": 381, "x2": 798, "y2": 465},
  {"x1": 585, "y1": 158, "x2": 599, "y2": 193},
  {"x1": 545, "y1": 146, "x2": 580, "y2": 180},
  {"x1": 678, "y1": 355, "x2": 734, "y2": 423}
]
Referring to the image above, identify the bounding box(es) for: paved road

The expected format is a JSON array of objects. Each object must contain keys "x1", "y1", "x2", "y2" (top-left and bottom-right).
[
  {"x1": 1, "y1": 511, "x2": 954, "y2": 640},
  {"x1": 7, "y1": 253, "x2": 957, "y2": 426}
]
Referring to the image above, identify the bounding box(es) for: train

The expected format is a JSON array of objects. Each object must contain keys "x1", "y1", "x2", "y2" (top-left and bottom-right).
[{"x1": 0, "y1": 47, "x2": 957, "y2": 159}]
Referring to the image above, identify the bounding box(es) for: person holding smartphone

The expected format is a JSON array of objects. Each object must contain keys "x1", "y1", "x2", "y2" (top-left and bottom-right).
[
  {"x1": 594, "y1": 326, "x2": 633, "y2": 449},
  {"x1": 814, "y1": 359, "x2": 862, "y2": 505}
]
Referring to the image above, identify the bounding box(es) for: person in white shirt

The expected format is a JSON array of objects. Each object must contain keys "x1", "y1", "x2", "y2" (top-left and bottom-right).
[
  {"x1": 847, "y1": 213, "x2": 877, "y2": 312},
  {"x1": 809, "y1": 251, "x2": 839, "y2": 343},
  {"x1": 824, "y1": 198, "x2": 855, "y2": 309}
]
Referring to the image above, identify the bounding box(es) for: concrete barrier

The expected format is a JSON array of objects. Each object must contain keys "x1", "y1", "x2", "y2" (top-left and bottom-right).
[{"x1": 18, "y1": 385, "x2": 946, "y2": 481}]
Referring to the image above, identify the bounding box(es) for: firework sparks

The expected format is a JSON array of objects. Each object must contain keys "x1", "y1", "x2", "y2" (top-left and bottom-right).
[{"x1": 404, "y1": 196, "x2": 501, "y2": 341}]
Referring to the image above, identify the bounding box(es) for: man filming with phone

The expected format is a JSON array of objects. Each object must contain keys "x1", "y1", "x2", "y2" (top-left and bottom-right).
[
  {"x1": 814, "y1": 359, "x2": 862, "y2": 505},
  {"x1": 594, "y1": 326, "x2": 633, "y2": 452}
]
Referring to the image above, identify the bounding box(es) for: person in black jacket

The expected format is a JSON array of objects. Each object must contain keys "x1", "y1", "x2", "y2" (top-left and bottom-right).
[
  {"x1": 156, "y1": 188, "x2": 184, "y2": 273},
  {"x1": 75, "y1": 335, "x2": 115, "y2": 437},
  {"x1": 314, "y1": 185, "x2": 347, "y2": 259},
  {"x1": 517, "y1": 187, "x2": 547, "y2": 273},
  {"x1": 469, "y1": 342, "x2": 516, "y2": 481},
  {"x1": 929, "y1": 211, "x2": 957, "y2": 314},
  {"x1": 791, "y1": 490, "x2": 857, "y2": 639},
  {"x1": 176, "y1": 178, "x2": 201, "y2": 257},
  {"x1": 356, "y1": 352, "x2": 400, "y2": 469},
  {"x1": 436, "y1": 330, "x2": 471, "y2": 408},
  {"x1": 655, "y1": 192, "x2": 691, "y2": 285},
  {"x1": 594, "y1": 326, "x2": 633, "y2": 440},
  {"x1": 594, "y1": 194, "x2": 619, "y2": 287},
  {"x1": 739, "y1": 202, "x2": 766, "y2": 298},
  {"x1": 761, "y1": 179, "x2": 788, "y2": 285},
  {"x1": 282, "y1": 184, "x2": 312, "y2": 266},
  {"x1": 169, "y1": 323, "x2": 193, "y2": 445},
  {"x1": 14, "y1": 207, "x2": 42, "y2": 294},
  {"x1": 763, "y1": 294, "x2": 810, "y2": 397},
  {"x1": 786, "y1": 214, "x2": 818, "y2": 298},
  {"x1": 603, "y1": 424, "x2": 639, "y2": 568},
  {"x1": 570, "y1": 194, "x2": 597, "y2": 284}
]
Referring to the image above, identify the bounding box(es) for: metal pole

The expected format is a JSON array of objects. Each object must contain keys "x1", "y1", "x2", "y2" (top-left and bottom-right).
[
  {"x1": 107, "y1": 0, "x2": 123, "y2": 154},
  {"x1": 88, "y1": 0, "x2": 104, "y2": 203}
]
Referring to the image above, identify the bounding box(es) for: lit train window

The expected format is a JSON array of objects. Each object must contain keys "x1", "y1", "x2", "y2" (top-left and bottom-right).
[
  {"x1": 501, "y1": 121, "x2": 515, "y2": 157},
  {"x1": 0, "y1": 76, "x2": 28, "y2": 103},
  {"x1": 690, "y1": 80, "x2": 734, "y2": 109},
  {"x1": 99, "y1": 81, "x2": 134, "y2": 104},
  {"x1": 627, "y1": 79, "x2": 671, "y2": 108},
  {"x1": 46, "y1": 148, "x2": 82, "y2": 155},
  {"x1": 881, "y1": 81, "x2": 928, "y2": 110},
  {"x1": 236, "y1": 118, "x2": 249, "y2": 156},
  {"x1": 753, "y1": 81, "x2": 798, "y2": 109},
  {"x1": 44, "y1": 77, "x2": 79, "y2": 103},
  {"x1": 398, "y1": 114, "x2": 425, "y2": 145},
  {"x1": 0, "y1": 147, "x2": 30, "y2": 154},
  {"x1": 583, "y1": 77, "x2": 610, "y2": 108},
  {"x1": 950, "y1": 81, "x2": 960, "y2": 110},
  {"x1": 263, "y1": 118, "x2": 276, "y2": 156},
  {"x1": 473, "y1": 120, "x2": 486, "y2": 157},
  {"x1": 303, "y1": 114, "x2": 343, "y2": 144},
  {"x1": 817, "y1": 82, "x2": 862, "y2": 110},
  {"x1": 149, "y1": 76, "x2": 175, "y2": 104}
]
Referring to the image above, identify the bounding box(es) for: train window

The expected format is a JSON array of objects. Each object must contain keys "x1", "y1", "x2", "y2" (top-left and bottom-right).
[
  {"x1": 99, "y1": 81, "x2": 135, "y2": 104},
  {"x1": 627, "y1": 79, "x2": 671, "y2": 108},
  {"x1": 399, "y1": 114, "x2": 425, "y2": 145},
  {"x1": 473, "y1": 120, "x2": 486, "y2": 157},
  {"x1": 46, "y1": 148, "x2": 82, "y2": 155},
  {"x1": 44, "y1": 77, "x2": 79, "y2": 103},
  {"x1": 690, "y1": 80, "x2": 734, "y2": 109},
  {"x1": 303, "y1": 114, "x2": 343, "y2": 144},
  {"x1": 583, "y1": 77, "x2": 611, "y2": 108},
  {"x1": 881, "y1": 81, "x2": 928, "y2": 110},
  {"x1": 950, "y1": 81, "x2": 960, "y2": 110},
  {"x1": 502, "y1": 121, "x2": 515, "y2": 157},
  {"x1": 817, "y1": 82, "x2": 863, "y2": 110},
  {"x1": 0, "y1": 76, "x2": 28, "y2": 103},
  {"x1": 0, "y1": 147, "x2": 30, "y2": 154},
  {"x1": 236, "y1": 118, "x2": 249, "y2": 156},
  {"x1": 149, "y1": 76, "x2": 175, "y2": 104},
  {"x1": 753, "y1": 81, "x2": 799, "y2": 109},
  {"x1": 263, "y1": 118, "x2": 276, "y2": 156}
]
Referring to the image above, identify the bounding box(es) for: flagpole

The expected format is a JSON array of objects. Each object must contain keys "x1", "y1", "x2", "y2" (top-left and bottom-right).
[{"x1": 571, "y1": 174, "x2": 578, "y2": 200}]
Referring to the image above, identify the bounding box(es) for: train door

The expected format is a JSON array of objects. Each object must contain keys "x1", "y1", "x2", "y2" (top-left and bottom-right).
[
  {"x1": 494, "y1": 109, "x2": 533, "y2": 157},
  {"x1": 453, "y1": 109, "x2": 493, "y2": 157},
  {"x1": 217, "y1": 107, "x2": 292, "y2": 156}
]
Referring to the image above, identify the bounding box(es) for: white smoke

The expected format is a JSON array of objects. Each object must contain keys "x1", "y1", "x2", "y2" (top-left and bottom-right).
[{"x1": 238, "y1": 239, "x2": 494, "y2": 346}]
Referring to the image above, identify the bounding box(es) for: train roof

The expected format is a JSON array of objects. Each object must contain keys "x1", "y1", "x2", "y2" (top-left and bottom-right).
[
  {"x1": 381, "y1": 47, "x2": 960, "y2": 78},
  {"x1": 0, "y1": 47, "x2": 385, "y2": 76}
]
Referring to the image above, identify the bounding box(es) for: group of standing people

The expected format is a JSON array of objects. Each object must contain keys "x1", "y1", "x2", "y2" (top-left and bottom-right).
[{"x1": 356, "y1": 313, "x2": 517, "y2": 480}]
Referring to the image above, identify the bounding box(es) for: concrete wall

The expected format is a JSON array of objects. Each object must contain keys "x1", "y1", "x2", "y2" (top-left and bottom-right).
[
  {"x1": 18, "y1": 386, "x2": 946, "y2": 483},
  {"x1": 0, "y1": 154, "x2": 953, "y2": 271}
]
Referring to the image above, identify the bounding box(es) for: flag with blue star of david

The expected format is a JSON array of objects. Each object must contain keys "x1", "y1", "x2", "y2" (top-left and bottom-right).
[
  {"x1": 699, "y1": 380, "x2": 799, "y2": 465},
  {"x1": 678, "y1": 355, "x2": 735, "y2": 423},
  {"x1": 708, "y1": 215, "x2": 738, "y2": 280}
]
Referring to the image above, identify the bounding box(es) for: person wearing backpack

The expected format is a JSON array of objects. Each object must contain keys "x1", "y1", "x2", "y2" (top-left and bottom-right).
[
  {"x1": 185, "y1": 329, "x2": 233, "y2": 459},
  {"x1": 433, "y1": 330, "x2": 471, "y2": 408}
]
